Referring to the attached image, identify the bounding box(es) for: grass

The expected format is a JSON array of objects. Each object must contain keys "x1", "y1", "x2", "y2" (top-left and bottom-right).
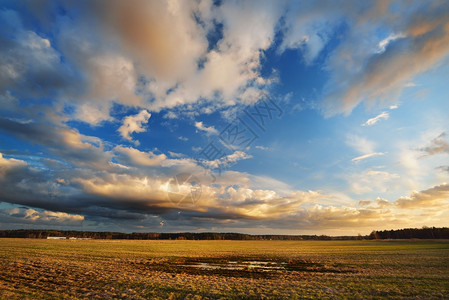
[{"x1": 0, "y1": 239, "x2": 448, "y2": 299}]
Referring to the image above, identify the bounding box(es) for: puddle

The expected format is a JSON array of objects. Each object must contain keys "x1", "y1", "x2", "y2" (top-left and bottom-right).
[{"x1": 183, "y1": 261, "x2": 286, "y2": 271}]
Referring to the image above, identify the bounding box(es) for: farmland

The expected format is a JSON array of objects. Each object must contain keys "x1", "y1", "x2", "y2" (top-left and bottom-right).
[{"x1": 0, "y1": 239, "x2": 448, "y2": 299}]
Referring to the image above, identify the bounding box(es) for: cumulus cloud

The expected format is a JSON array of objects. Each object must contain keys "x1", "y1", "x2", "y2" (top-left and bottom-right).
[
  {"x1": 118, "y1": 110, "x2": 151, "y2": 144},
  {"x1": 396, "y1": 183, "x2": 449, "y2": 209},
  {"x1": 0, "y1": 0, "x2": 282, "y2": 126},
  {"x1": 1, "y1": 0, "x2": 448, "y2": 124},
  {"x1": 362, "y1": 111, "x2": 389, "y2": 126},
  {"x1": 114, "y1": 146, "x2": 167, "y2": 167},
  {"x1": 194, "y1": 121, "x2": 218, "y2": 135}
]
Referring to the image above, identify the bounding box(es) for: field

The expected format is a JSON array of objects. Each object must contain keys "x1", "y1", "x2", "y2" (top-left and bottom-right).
[{"x1": 0, "y1": 239, "x2": 448, "y2": 299}]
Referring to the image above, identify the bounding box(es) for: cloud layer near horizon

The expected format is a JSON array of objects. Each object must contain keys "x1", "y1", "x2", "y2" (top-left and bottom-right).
[{"x1": 0, "y1": 122, "x2": 448, "y2": 233}]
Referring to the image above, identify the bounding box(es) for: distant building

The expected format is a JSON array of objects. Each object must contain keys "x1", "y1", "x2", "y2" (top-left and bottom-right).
[{"x1": 47, "y1": 236, "x2": 66, "y2": 240}]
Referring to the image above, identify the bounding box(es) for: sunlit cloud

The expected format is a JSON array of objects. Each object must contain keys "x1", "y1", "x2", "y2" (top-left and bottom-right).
[
  {"x1": 419, "y1": 132, "x2": 449, "y2": 157},
  {"x1": 351, "y1": 152, "x2": 385, "y2": 163},
  {"x1": 362, "y1": 112, "x2": 389, "y2": 126},
  {"x1": 118, "y1": 110, "x2": 151, "y2": 144},
  {"x1": 396, "y1": 183, "x2": 449, "y2": 209}
]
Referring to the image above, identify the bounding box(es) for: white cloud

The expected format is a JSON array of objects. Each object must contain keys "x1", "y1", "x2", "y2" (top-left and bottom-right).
[
  {"x1": 202, "y1": 151, "x2": 252, "y2": 169},
  {"x1": 195, "y1": 121, "x2": 218, "y2": 135},
  {"x1": 255, "y1": 145, "x2": 269, "y2": 151},
  {"x1": 362, "y1": 111, "x2": 389, "y2": 126},
  {"x1": 279, "y1": 4, "x2": 339, "y2": 64},
  {"x1": 114, "y1": 145, "x2": 166, "y2": 167},
  {"x1": 352, "y1": 152, "x2": 385, "y2": 163},
  {"x1": 118, "y1": 110, "x2": 151, "y2": 144},
  {"x1": 348, "y1": 168, "x2": 400, "y2": 194},
  {"x1": 377, "y1": 33, "x2": 406, "y2": 53},
  {"x1": 168, "y1": 151, "x2": 184, "y2": 158},
  {"x1": 346, "y1": 134, "x2": 376, "y2": 154}
]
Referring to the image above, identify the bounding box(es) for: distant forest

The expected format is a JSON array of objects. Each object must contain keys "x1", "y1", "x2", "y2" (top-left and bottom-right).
[{"x1": 0, "y1": 227, "x2": 448, "y2": 240}]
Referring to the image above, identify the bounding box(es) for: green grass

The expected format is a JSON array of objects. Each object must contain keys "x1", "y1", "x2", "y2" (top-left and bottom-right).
[{"x1": 0, "y1": 239, "x2": 448, "y2": 299}]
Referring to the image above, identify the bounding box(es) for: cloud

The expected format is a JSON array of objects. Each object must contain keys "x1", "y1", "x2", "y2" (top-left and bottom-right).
[
  {"x1": 346, "y1": 134, "x2": 376, "y2": 154},
  {"x1": 1, "y1": 1, "x2": 448, "y2": 123},
  {"x1": 321, "y1": 1, "x2": 449, "y2": 115},
  {"x1": 2, "y1": 1, "x2": 449, "y2": 233},
  {"x1": 396, "y1": 183, "x2": 449, "y2": 209},
  {"x1": 0, "y1": 144, "x2": 447, "y2": 232},
  {"x1": 375, "y1": 198, "x2": 392, "y2": 208},
  {"x1": 351, "y1": 152, "x2": 385, "y2": 163},
  {"x1": 178, "y1": 136, "x2": 189, "y2": 141},
  {"x1": 114, "y1": 146, "x2": 167, "y2": 167},
  {"x1": 118, "y1": 110, "x2": 151, "y2": 144},
  {"x1": 202, "y1": 151, "x2": 252, "y2": 170},
  {"x1": 168, "y1": 151, "x2": 184, "y2": 158},
  {"x1": 419, "y1": 132, "x2": 449, "y2": 156},
  {"x1": 279, "y1": 2, "x2": 340, "y2": 64},
  {"x1": 0, "y1": 153, "x2": 27, "y2": 177},
  {"x1": 377, "y1": 33, "x2": 406, "y2": 53},
  {"x1": 348, "y1": 168, "x2": 400, "y2": 194},
  {"x1": 0, "y1": 0, "x2": 281, "y2": 126},
  {"x1": 194, "y1": 121, "x2": 218, "y2": 135},
  {"x1": 437, "y1": 166, "x2": 449, "y2": 173},
  {"x1": 0, "y1": 8, "x2": 77, "y2": 100},
  {"x1": 362, "y1": 111, "x2": 389, "y2": 126},
  {"x1": 255, "y1": 145, "x2": 269, "y2": 151},
  {"x1": 3, "y1": 207, "x2": 84, "y2": 225},
  {"x1": 0, "y1": 118, "x2": 113, "y2": 171}
]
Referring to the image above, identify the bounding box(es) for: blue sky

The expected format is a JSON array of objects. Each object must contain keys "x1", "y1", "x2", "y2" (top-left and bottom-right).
[{"x1": 0, "y1": 0, "x2": 448, "y2": 235}]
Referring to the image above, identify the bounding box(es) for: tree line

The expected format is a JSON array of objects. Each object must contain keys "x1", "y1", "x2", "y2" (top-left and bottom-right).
[
  {"x1": 0, "y1": 227, "x2": 448, "y2": 240},
  {"x1": 369, "y1": 227, "x2": 449, "y2": 239}
]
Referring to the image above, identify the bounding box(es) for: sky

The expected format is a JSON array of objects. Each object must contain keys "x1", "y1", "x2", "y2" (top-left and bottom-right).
[{"x1": 0, "y1": 0, "x2": 449, "y2": 235}]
